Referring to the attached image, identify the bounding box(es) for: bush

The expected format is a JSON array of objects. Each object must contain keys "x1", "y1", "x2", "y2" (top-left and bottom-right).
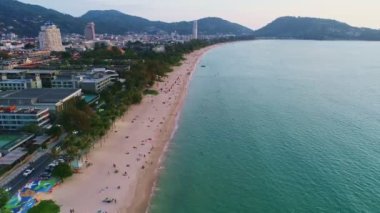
[
  {"x1": 28, "y1": 200, "x2": 60, "y2": 213},
  {"x1": 46, "y1": 126, "x2": 62, "y2": 137},
  {"x1": 143, "y1": 89, "x2": 159, "y2": 95},
  {"x1": 41, "y1": 143, "x2": 47, "y2": 149},
  {"x1": 22, "y1": 124, "x2": 43, "y2": 135},
  {"x1": 52, "y1": 163, "x2": 73, "y2": 180},
  {"x1": 0, "y1": 188, "x2": 9, "y2": 209}
]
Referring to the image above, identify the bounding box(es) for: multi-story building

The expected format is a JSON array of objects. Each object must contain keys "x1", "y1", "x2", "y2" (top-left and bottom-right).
[
  {"x1": 0, "y1": 79, "x2": 42, "y2": 91},
  {"x1": 193, "y1": 20, "x2": 198, "y2": 40},
  {"x1": 0, "y1": 106, "x2": 50, "y2": 131},
  {"x1": 0, "y1": 70, "x2": 59, "y2": 87},
  {"x1": 51, "y1": 75, "x2": 82, "y2": 89},
  {"x1": 52, "y1": 69, "x2": 118, "y2": 93},
  {"x1": 91, "y1": 68, "x2": 119, "y2": 82},
  {"x1": 80, "y1": 75, "x2": 112, "y2": 94},
  {"x1": 38, "y1": 23, "x2": 65, "y2": 52},
  {"x1": 84, "y1": 22, "x2": 96, "y2": 40},
  {"x1": 0, "y1": 88, "x2": 82, "y2": 111}
]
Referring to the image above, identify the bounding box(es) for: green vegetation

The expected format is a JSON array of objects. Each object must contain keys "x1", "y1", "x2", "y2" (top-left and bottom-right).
[
  {"x1": 22, "y1": 124, "x2": 43, "y2": 135},
  {"x1": 255, "y1": 16, "x2": 380, "y2": 40},
  {"x1": 0, "y1": 188, "x2": 9, "y2": 211},
  {"x1": 82, "y1": 11, "x2": 254, "y2": 35},
  {"x1": 46, "y1": 126, "x2": 63, "y2": 138},
  {"x1": 28, "y1": 200, "x2": 60, "y2": 213},
  {"x1": 0, "y1": 0, "x2": 253, "y2": 37},
  {"x1": 143, "y1": 89, "x2": 159, "y2": 95},
  {"x1": 0, "y1": 0, "x2": 84, "y2": 36},
  {"x1": 52, "y1": 163, "x2": 73, "y2": 180}
]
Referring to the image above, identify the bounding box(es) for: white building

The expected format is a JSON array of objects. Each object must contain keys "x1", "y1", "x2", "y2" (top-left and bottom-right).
[
  {"x1": 84, "y1": 22, "x2": 96, "y2": 40},
  {"x1": 38, "y1": 23, "x2": 65, "y2": 52},
  {"x1": 192, "y1": 20, "x2": 198, "y2": 40}
]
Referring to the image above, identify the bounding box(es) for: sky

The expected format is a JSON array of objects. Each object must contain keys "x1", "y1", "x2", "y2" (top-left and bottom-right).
[{"x1": 19, "y1": 0, "x2": 380, "y2": 30}]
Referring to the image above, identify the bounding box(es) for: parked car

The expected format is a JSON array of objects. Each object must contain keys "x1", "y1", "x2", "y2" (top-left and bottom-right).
[
  {"x1": 57, "y1": 158, "x2": 65, "y2": 164},
  {"x1": 23, "y1": 168, "x2": 35, "y2": 177},
  {"x1": 45, "y1": 165, "x2": 54, "y2": 172},
  {"x1": 51, "y1": 160, "x2": 59, "y2": 166},
  {"x1": 48, "y1": 162, "x2": 58, "y2": 168},
  {"x1": 39, "y1": 172, "x2": 51, "y2": 180}
]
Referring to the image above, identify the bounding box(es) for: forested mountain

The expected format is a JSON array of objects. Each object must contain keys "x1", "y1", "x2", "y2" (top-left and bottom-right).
[
  {"x1": 0, "y1": 0, "x2": 253, "y2": 36},
  {"x1": 255, "y1": 16, "x2": 380, "y2": 40},
  {"x1": 3, "y1": 0, "x2": 380, "y2": 40},
  {"x1": 82, "y1": 10, "x2": 254, "y2": 35},
  {"x1": 0, "y1": 0, "x2": 84, "y2": 36}
]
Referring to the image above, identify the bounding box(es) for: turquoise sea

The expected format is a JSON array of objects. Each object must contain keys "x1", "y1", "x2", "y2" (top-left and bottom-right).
[{"x1": 150, "y1": 40, "x2": 380, "y2": 212}]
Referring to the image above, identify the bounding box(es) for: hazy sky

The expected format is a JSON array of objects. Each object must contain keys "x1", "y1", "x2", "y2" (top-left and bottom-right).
[{"x1": 19, "y1": 0, "x2": 380, "y2": 30}]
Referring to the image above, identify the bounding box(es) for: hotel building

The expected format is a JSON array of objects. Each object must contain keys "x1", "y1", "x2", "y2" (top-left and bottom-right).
[
  {"x1": 38, "y1": 23, "x2": 65, "y2": 52},
  {"x1": 0, "y1": 79, "x2": 42, "y2": 91},
  {"x1": 0, "y1": 106, "x2": 50, "y2": 131},
  {"x1": 0, "y1": 88, "x2": 82, "y2": 112},
  {"x1": 193, "y1": 20, "x2": 198, "y2": 40},
  {"x1": 84, "y1": 22, "x2": 96, "y2": 40}
]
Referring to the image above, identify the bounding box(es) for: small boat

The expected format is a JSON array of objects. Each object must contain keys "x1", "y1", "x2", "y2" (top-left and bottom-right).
[{"x1": 201, "y1": 65, "x2": 206, "y2": 68}]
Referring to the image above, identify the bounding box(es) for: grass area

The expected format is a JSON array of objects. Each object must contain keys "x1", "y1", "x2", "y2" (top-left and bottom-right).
[
  {"x1": 0, "y1": 135, "x2": 19, "y2": 148},
  {"x1": 0, "y1": 134, "x2": 33, "y2": 151},
  {"x1": 143, "y1": 89, "x2": 159, "y2": 95},
  {"x1": 0, "y1": 135, "x2": 18, "y2": 144},
  {"x1": 28, "y1": 200, "x2": 60, "y2": 213}
]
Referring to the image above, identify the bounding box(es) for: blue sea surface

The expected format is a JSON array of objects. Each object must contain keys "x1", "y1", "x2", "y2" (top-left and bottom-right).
[{"x1": 150, "y1": 40, "x2": 380, "y2": 212}]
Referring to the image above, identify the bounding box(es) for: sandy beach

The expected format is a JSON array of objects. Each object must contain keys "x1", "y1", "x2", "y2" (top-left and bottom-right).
[{"x1": 47, "y1": 45, "x2": 217, "y2": 213}]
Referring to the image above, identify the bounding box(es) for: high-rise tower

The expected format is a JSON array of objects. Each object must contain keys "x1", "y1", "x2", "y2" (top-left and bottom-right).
[
  {"x1": 38, "y1": 23, "x2": 65, "y2": 52},
  {"x1": 84, "y1": 22, "x2": 96, "y2": 40},
  {"x1": 192, "y1": 20, "x2": 198, "y2": 40}
]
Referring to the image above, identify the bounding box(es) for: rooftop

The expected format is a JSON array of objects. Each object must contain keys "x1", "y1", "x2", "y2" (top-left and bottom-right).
[
  {"x1": 0, "y1": 70, "x2": 58, "y2": 75},
  {"x1": 0, "y1": 133, "x2": 33, "y2": 153},
  {"x1": 0, "y1": 147, "x2": 28, "y2": 165},
  {"x1": 0, "y1": 79, "x2": 31, "y2": 84},
  {"x1": 0, "y1": 107, "x2": 48, "y2": 114},
  {"x1": 0, "y1": 88, "x2": 81, "y2": 103}
]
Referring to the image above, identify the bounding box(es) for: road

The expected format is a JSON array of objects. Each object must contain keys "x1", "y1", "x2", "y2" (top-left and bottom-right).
[
  {"x1": 0, "y1": 133, "x2": 67, "y2": 195},
  {"x1": 3, "y1": 153, "x2": 54, "y2": 195}
]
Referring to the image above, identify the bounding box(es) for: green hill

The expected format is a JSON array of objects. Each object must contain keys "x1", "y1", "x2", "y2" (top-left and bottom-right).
[
  {"x1": 255, "y1": 16, "x2": 380, "y2": 40},
  {"x1": 0, "y1": 0, "x2": 85, "y2": 36},
  {"x1": 0, "y1": 0, "x2": 253, "y2": 37},
  {"x1": 81, "y1": 10, "x2": 254, "y2": 35}
]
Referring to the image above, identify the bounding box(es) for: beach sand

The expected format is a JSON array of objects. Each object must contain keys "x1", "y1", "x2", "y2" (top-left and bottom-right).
[{"x1": 48, "y1": 46, "x2": 217, "y2": 213}]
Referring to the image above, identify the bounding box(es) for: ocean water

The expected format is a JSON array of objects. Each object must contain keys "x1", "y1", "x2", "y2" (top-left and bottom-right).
[{"x1": 149, "y1": 40, "x2": 380, "y2": 212}]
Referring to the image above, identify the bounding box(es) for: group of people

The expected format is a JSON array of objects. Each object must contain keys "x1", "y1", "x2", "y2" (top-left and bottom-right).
[{"x1": 102, "y1": 197, "x2": 117, "y2": 204}]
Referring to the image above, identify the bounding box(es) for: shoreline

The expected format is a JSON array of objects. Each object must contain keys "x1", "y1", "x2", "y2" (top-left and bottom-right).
[
  {"x1": 47, "y1": 45, "x2": 219, "y2": 213},
  {"x1": 128, "y1": 45, "x2": 218, "y2": 213}
]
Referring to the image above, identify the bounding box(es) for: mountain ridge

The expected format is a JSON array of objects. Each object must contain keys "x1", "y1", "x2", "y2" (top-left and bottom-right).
[
  {"x1": 2, "y1": 1, "x2": 380, "y2": 41},
  {"x1": 81, "y1": 10, "x2": 254, "y2": 35},
  {"x1": 255, "y1": 16, "x2": 380, "y2": 40},
  {"x1": 0, "y1": 0, "x2": 254, "y2": 36}
]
